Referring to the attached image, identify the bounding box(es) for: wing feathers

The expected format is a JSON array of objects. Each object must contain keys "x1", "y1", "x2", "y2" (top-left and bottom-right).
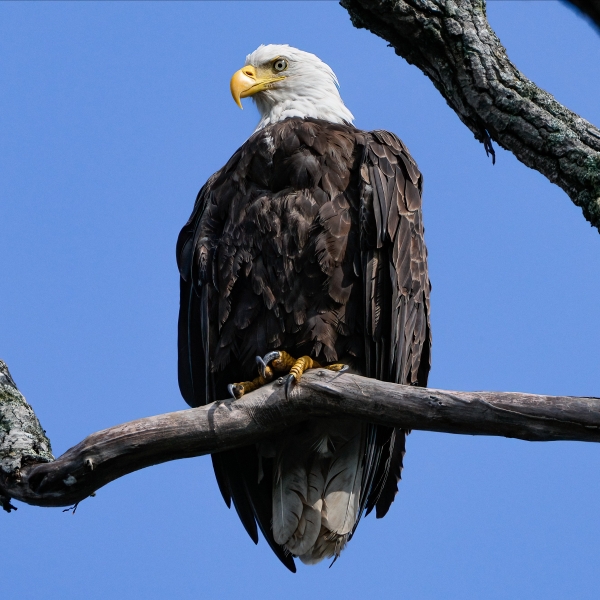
[{"x1": 358, "y1": 130, "x2": 431, "y2": 519}]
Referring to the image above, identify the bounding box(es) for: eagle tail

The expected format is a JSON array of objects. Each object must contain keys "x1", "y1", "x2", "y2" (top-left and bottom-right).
[{"x1": 272, "y1": 418, "x2": 366, "y2": 565}]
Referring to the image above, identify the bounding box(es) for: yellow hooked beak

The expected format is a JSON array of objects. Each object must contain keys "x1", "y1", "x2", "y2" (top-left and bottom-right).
[{"x1": 230, "y1": 65, "x2": 285, "y2": 109}]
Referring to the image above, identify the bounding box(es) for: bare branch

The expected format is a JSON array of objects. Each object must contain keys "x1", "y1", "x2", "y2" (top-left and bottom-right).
[
  {"x1": 340, "y1": 0, "x2": 600, "y2": 231},
  {"x1": 2, "y1": 362, "x2": 600, "y2": 511}
]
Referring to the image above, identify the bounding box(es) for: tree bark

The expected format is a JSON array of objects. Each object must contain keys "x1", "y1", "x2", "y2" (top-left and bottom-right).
[
  {"x1": 0, "y1": 361, "x2": 54, "y2": 511},
  {"x1": 2, "y1": 361, "x2": 600, "y2": 511},
  {"x1": 566, "y1": 0, "x2": 600, "y2": 31},
  {"x1": 339, "y1": 0, "x2": 600, "y2": 231}
]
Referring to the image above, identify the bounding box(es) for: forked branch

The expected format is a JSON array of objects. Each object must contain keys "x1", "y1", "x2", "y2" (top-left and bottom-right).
[
  {"x1": 2, "y1": 360, "x2": 600, "y2": 511},
  {"x1": 340, "y1": 0, "x2": 600, "y2": 230}
]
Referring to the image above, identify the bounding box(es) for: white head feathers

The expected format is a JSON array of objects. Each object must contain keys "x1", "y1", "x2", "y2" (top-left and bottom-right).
[{"x1": 243, "y1": 44, "x2": 354, "y2": 131}]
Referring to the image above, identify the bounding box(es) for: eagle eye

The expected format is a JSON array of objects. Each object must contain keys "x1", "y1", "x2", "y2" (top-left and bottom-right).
[{"x1": 272, "y1": 58, "x2": 288, "y2": 73}]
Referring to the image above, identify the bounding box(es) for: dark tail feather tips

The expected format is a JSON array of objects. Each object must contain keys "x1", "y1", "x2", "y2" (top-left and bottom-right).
[{"x1": 375, "y1": 429, "x2": 406, "y2": 519}]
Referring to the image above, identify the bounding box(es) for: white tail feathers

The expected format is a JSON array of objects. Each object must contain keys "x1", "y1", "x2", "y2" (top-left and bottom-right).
[
  {"x1": 270, "y1": 418, "x2": 366, "y2": 564},
  {"x1": 281, "y1": 463, "x2": 324, "y2": 556},
  {"x1": 272, "y1": 452, "x2": 308, "y2": 546},
  {"x1": 322, "y1": 429, "x2": 364, "y2": 535}
]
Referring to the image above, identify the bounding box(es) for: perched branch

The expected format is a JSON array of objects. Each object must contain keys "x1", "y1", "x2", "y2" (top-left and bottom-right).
[
  {"x1": 340, "y1": 0, "x2": 600, "y2": 231},
  {"x1": 2, "y1": 361, "x2": 600, "y2": 511},
  {"x1": 566, "y1": 0, "x2": 600, "y2": 31}
]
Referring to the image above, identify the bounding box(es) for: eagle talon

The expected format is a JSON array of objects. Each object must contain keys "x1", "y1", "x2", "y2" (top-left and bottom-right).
[
  {"x1": 258, "y1": 350, "x2": 282, "y2": 377},
  {"x1": 255, "y1": 356, "x2": 268, "y2": 379},
  {"x1": 256, "y1": 353, "x2": 277, "y2": 380},
  {"x1": 227, "y1": 384, "x2": 239, "y2": 399},
  {"x1": 284, "y1": 373, "x2": 296, "y2": 398}
]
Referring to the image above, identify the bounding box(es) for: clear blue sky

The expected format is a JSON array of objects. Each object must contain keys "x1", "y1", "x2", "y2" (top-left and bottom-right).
[{"x1": 2, "y1": 2, "x2": 600, "y2": 598}]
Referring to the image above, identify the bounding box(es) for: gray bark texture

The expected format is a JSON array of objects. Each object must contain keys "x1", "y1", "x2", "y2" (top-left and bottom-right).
[
  {"x1": 2, "y1": 365, "x2": 600, "y2": 511},
  {"x1": 339, "y1": 0, "x2": 600, "y2": 231},
  {"x1": 566, "y1": 0, "x2": 600, "y2": 31},
  {"x1": 0, "y1": 361, "x2": 54, "y2": 512}
]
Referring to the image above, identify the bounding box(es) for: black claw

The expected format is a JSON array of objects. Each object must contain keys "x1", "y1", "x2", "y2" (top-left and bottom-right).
[
  {"x1": 284, "y1": 374, "x2": 296, "y2": 399},
  {"x1": 339, "y1": 365, "x2": 349, "y2": 373},
  {"x1": 62, "y1": 502, "x2": 79, "y2": 514},
  {"x1": 257, "y1": 350, "x2": 281, "y2": 378},
  {"x1": 227, "y1": 384, "x2": 237, "y2": 399},
  {"x1": 255, "y1": 356, "x2": 268, "y2": 379},
  {"x1": 263, "y1": 350, "x2": 281, "y2": 365}
]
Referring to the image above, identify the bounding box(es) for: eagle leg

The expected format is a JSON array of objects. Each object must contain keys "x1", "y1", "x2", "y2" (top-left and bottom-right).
[
  {"x1": 226, "y1": 351, "x2": 288, "y2": 399},
  {"x1": 227, "y1": 352, "x2": 290, "y2": 399},
  {"x1": 283, "y1": 356, "x2": 315, "y2": 398},
  {"x1": 231, "y1": 351, "x2": 348, "y2": 400},
  {"x1": 283, "y1": 359, "x2": 349, "y2": 398},
  {"x1": 261, "y1": 350, "x2": 300, "y2": 375},
  {"x1": 257, "y1": 351, "x2": 348, "y2": 399},
  {"x1": 227, "y1": 371, "x2": 272, "y2": 400}
]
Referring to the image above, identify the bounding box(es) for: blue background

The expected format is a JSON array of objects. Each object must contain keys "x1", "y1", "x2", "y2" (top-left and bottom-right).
[{"x1": 2, "y1": 2, "x2": 600, "y2": 598}]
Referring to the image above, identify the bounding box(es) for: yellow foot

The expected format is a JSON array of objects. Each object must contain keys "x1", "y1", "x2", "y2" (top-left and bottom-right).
[
  {"x1": 227, "y1": 372, "x2": 271, "y2": 400},
  {"x1": 256, "y1": 351, "x2": 348, "y2": 398}
]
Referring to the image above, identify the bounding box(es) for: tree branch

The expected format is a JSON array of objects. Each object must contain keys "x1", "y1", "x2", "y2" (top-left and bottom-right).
[
  {"x1": 2, "y1": 360, "x2": 600, "y2": 511},
  {"x1": 566, "y1": 0, "x2": 600, "y2": 32},
  {"x1": 340, "y1": 0, "x2": 600, "y2": 231}
]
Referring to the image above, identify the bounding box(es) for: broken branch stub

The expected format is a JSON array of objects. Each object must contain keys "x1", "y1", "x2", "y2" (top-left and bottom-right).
[{"x1": 0, "y1": 361, "x2": 54, "y2": 511}]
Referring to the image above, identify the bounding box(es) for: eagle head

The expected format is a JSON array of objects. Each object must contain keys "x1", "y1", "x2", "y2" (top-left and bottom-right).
[{"x1": 230, "y1": 44, "x2": 354, "y2": 131}]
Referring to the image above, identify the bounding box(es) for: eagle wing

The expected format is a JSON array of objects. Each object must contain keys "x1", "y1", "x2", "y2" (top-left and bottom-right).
[
  {"x1": 357, "y1": 130, "x2": 431, "y2": 519},
  {"x1": 176, "y1": 142, "x2": 298, "y2": 572}
]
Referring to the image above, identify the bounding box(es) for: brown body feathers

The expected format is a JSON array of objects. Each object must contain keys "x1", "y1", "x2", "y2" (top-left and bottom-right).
[{"x1": 177, "y1": 117, "x2": 431, "y2": 571}]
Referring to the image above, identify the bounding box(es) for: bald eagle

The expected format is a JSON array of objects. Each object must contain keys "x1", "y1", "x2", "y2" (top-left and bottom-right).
[{"x1": 177, "y1": 45, "x2": 431, "y2": 571}]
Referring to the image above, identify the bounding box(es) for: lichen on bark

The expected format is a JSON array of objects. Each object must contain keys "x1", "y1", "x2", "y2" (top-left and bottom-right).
[{"x1": 0, "y1": 361, "x2": 54, "y2": 478}]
